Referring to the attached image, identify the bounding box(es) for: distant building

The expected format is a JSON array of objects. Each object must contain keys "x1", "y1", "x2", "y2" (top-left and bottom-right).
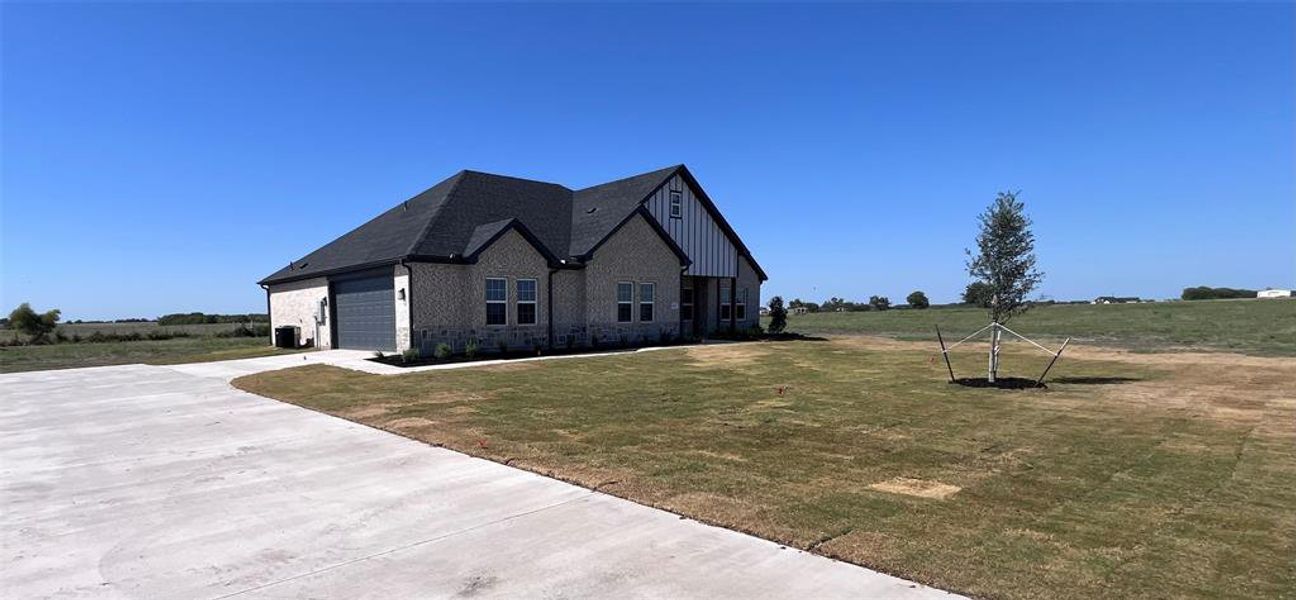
[
  {"x1": 1258, "y1": 289, "x2": 1292, "y2": 299},
  {"x1": 789, "y1": 306, "x2": 808, "y2": 315},
  {"x1": 1093, "y1": 296, "x2": 1140, "y2": 304}
]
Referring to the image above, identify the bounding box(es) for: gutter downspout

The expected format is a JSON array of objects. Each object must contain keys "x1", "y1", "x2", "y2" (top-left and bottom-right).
[{"x1": 547, "y1": 266, "x2": 558, "y2": 350}]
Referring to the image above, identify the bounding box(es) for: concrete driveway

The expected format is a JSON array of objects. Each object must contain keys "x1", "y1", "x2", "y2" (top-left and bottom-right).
[{"x1": 1, "y1": 356, "x2": 960, "y2": 599}]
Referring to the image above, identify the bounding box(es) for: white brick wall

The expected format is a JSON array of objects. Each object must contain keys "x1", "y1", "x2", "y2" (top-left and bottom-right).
[
  {"x1": 268, "y1": 277, "x2": 330, "y2": 348},
  {"x1": 394, "y1": 266, "x2": 411, "y2": 352}
]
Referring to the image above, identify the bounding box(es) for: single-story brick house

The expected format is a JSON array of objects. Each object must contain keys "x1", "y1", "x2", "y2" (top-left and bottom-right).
[{"x1": 259, "y1": 165, "x2": 766, "y2": 353}]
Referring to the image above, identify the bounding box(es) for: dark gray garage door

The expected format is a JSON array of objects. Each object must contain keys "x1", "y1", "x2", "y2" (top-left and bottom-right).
[{"x1": 333, "y1": 275, "x2": 396, "y2": 351}]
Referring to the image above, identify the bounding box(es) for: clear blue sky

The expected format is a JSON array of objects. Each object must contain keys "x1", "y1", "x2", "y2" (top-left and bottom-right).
[{"x1": 3, "y1": 3, "x2": 1292, "y2": 320}]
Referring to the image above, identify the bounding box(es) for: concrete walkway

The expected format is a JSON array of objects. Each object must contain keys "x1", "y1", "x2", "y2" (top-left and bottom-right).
[
  {"x1": 1, "y1": 360, "x2": 961, "y2": 599},
  {"x1": 167, "y1": 346, "x2": 688, "y2": 379}
]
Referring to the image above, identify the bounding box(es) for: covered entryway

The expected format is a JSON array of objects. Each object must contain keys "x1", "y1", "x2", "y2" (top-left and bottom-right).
[{"x1": 332, "y1": 274, "x2": 396, "y2": 351}]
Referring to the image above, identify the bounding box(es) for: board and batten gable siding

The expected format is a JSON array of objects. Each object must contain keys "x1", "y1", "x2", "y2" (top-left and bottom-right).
[{"x1": 644, "y1": 174, "x2": 738, "y2": 278}]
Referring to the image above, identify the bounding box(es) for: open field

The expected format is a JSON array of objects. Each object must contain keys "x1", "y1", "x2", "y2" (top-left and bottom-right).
[
  {"x1": 0, "y1": 321, "x2": 255, "y2": 343},
  {"x1": 0, "y1": 336, "x2": 296, "y2": 373},
  {"x1": 766, "y1": 299, "x2": 1296, "y2": 356},
  {"x1": 236, "y1": 338, "x2": 1296, "y2": 600}
]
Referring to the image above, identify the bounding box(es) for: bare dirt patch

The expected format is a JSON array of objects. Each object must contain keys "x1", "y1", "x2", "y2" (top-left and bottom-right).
[
  {"x1": 383, "y1": 417, "x2": 437, "y2": 431},
  {"x1": 340, "y1": 405, "x2": 394, "y2": 419},
  {"x1": 478, "y1": 362, "x2": 540, "y2": 373},
  {"x1": 869, "y1": 477, "x2": 962, "y2": 500}
]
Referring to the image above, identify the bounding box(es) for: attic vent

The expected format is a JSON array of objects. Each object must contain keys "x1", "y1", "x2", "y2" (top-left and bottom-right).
[
  {"x1": 298, "y1": 262, "x2": 308, "y2": 269},
  {"x1": 585, "y1": 207, "x2": 598, "y2": 214}
]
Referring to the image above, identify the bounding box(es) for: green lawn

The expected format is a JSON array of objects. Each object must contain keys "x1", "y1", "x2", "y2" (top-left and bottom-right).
[
  {"x1": 0, "y1": 336, "x2": 297, "y2": 373},
  {"x1": 765, "y1": 299, "x2": 1296, "y2": 356},
  {"x1": 235, "y1": 339, "x2": 1296, "y2": 600}
]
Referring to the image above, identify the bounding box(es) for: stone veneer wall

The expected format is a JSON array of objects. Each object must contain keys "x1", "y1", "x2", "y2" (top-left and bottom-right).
[
  {"x1": 582, "y1": 214, "x2": 682, "y2": 346},
  {"x1": 268, "y1": 277, "x2": 330, "y2": 348}
]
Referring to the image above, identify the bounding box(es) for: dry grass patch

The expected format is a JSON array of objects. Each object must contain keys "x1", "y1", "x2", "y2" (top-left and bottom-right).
[
  {"x1": 235, "y1": 337, "x2": 1296, "y2": 600},
  {"x1": 869, "y1": 477, "x2": 962, "y2": 500}
]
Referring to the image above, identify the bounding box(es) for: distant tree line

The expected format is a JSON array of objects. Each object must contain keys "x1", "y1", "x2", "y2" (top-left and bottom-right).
[
  {"x1": 4, "y1": 302, "x2": 271, "y2": 346},
  {"x1": 786, "y1": 291, "x2": 930, "y2": 313},
  {"x1": 1181, "y1": 286, "x2": 1256, "y2": 301},
  {"x1": 157, "y1": 312, "x2": 270, "y2": 325}
]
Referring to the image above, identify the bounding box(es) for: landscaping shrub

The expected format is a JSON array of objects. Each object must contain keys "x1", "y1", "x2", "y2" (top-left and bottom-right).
[
  {"x1": 434, "y1": 343, "x2": 452, "y2": 359},
  {"x1": 465, "y1": 337, "x2": 479, "y2": 358},
  {"x1": 401, "y1": 347, "x2": 421, "y2": 363}
]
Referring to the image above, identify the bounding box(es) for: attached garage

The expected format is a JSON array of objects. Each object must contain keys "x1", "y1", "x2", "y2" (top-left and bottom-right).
[{"x1": 332, "y1": 274, "x2": 396, "y2": 351}]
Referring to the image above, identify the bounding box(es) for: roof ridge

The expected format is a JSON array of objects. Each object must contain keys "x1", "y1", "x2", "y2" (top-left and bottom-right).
[
  {"x1": 573, "y1": 164, "x2": 682, "y2": 193},
  {"x1": 458, "y1": 169, "x2": 572, "y2": 190},
  {"x1": 405, "y1": 170, "x2": 467, "y2": 258}
]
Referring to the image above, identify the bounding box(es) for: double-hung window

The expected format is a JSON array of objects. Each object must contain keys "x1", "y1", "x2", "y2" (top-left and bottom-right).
[
  {"x1": 485, "y1": 278, "x2": 507, "y2": 325},
  {"x1": 516, "y1": 279, "x2": 537, "y2": 325},
  {"x1": 669, "y1": 190, "x2": 682, "y2": 218},
  {"x1": 680, "y1": 287, "x2": 694, "y2": 321},
  {"x1": 736, "y1": 289, "x2": 747, "y2": 321},
  {"x1": 719, "y1": 280, "x2": 732, "y2": 320},
  {"x1": 616, "y1": 282, "x2": 634, "y2": 322},
  {"x1": 639, "y1": 283, "x2": 655, "y2": 322}
]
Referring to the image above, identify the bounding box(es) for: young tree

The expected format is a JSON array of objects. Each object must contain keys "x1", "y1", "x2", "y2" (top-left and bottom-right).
[
  {"x1": 868, "y1": 295, "x2": 891, "y2": 311},
  {"x1": 967, "y1": 191, "x2": 1043, "y2": 324},
  {"x1": 8, "y1": 303, "x2": 61, "y2": 343},
  {"x1": 906, "y1": 290, "x2": 930, "y2": 309},
  {"x1": 966, "y1": 191, "x2": 1044, "y2": 382},
  {"x1": 767, "y1": 296, "x2": 788, "y2": 334}
]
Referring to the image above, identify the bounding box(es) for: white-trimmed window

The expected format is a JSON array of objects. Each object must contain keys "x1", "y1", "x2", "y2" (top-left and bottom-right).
[
  {"x1": 719, "y1": 280, "x2": 732, "y2": 320},
  {"x1": 669, "y1": 190, "x2": 682, "y2": 218},
  {"x1": 639, "y1": 282, "x2": 655, "y2": 322},
  {"x1": 616, "y1": 282, "x2": 634, "y2": 322},
  {"x1": 485, "y1": 277, "x2": 507, "y2": 325},
  {"x1": 736, "y1": 288, "x2": 747, "y2": 321},
  {"x1": 681, "y1": 287, "x2": 694, "y2": 321},
  {"x1": 516, "y1": 279, "x2": 537, "y2": 325}
]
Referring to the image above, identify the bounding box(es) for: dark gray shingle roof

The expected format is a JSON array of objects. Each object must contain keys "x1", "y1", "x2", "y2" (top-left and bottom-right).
[{"x1": 259, "y1": 165, "x2": 763, "y2": 285}]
